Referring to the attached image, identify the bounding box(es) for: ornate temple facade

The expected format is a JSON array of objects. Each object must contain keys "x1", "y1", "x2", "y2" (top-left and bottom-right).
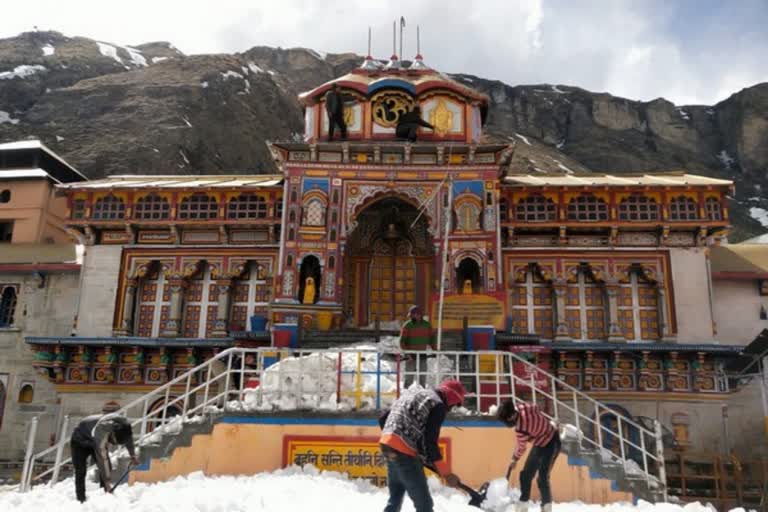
[{"x1": 15, "y1": 57, "x2": 766, "y2": 458}]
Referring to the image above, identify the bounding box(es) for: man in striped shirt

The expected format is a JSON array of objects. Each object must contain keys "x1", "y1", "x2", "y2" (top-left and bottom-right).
[{"x1": 497, "y1": 400, "x2": 561, "y2": 512}]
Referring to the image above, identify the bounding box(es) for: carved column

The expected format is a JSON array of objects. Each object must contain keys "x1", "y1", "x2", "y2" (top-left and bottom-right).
[
  {"x1": 212, "y1": 279, "x2": 232, "y2": 337},
  {"x1": 658, "y1": 285, "x2": 675, "y2": 341},
  {"x1": 161, "y1": 276, "x2": 185, "y2": 337},
  {"x1": 606, "y1": 279, "x2": 625, "y2": 342},
  {"x1": 553, "y1": 278, "x2": 571, "y2": 341},
  {"x1": 115, "y1": 278, "x2": 138, "y2": 336}
]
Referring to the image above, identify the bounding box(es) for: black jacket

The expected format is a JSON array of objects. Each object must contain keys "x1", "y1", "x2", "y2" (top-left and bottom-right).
[
  {"x1": 71, "y1": 414, "x2": 135, "y2": 481},
  {"x1": 379, "y1": 390, "x2": 447, "y2": 464}
]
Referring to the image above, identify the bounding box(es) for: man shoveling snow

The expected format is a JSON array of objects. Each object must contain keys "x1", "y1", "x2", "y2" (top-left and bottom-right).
[{"x1": 378, "y1": 379, "x2": 468, "y2": 512}]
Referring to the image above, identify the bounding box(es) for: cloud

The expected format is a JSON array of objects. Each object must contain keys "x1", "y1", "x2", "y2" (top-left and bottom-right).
[{"x1": 2, "y1": 0, "x2": 767, "y2": 105}]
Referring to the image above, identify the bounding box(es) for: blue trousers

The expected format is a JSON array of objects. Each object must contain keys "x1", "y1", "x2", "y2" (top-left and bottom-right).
[{"x1": 382, "y1": 446, "x2": 433, "y2": 512}]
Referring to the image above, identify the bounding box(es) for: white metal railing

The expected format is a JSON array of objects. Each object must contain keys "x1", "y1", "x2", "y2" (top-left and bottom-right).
[{"x1": 19, "y1": 347, "x2": 667, "y2": 499}]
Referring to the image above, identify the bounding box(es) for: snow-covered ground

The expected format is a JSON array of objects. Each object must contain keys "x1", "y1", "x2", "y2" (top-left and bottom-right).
[{"x1": 0, "y1": 465, "x2": 723, "y2": 512}]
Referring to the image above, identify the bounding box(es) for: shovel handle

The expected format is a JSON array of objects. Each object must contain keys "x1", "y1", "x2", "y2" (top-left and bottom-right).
[{"x1": 505, "y1": 464, "x2": 514, "y2": 480}]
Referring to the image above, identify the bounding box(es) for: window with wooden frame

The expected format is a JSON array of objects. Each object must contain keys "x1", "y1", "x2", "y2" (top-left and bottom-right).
[
  {"x1": 669, "y1": 195, "x2": 698, "y2": 221},
  {"x1": 135, "y1": 263, "x2": 171, "y2": 338},
  {"x1": 516, "y1": 195, "x2": 557, "y2": 222},
  {"x1": 230, "y1": 262, "x2": 271, "y2": 332},
  {"x1": 510, "y1": 266, "x2": 554, "y2": 339},
  {"x1": 0, "y1": 285, "x2": 17, "y2": 327},
  {"x1": 179, "y1": 193, "x2": 218, "y2": 220},
  {"x1": 499, "y1": 198, "x2": 508, "y2": 222},
  {"x1": 134, "y1": 193, "x2": 170, "y2": 220},
  {"x1": 617, "y1": 268, "x2": 660, "y2": 341},
  {"x1": 182, "y1": 262, "x2": 218, "y2": 338},
  {"x1": 18, "y1": 383, "x2": 33, "y2": 403},
  {"x1": 567, "y1": 194, "x2": 608, "y2": 221},
  {"x1": 566, "y1": 268, "x2": 606, "y2": 341},
  {"x1": 92, "y1": 194, "x2": 126, "y2": 220},
  {"x1": 275, "y1": 200, "x2": 283, "y2": 219},
  {"x1": 71, "y1": 199, "x2": 87, "y2": 220},
  {"x1": 227, "y1": 193, "x2": 268, "y2": 219},
  {"x1": 618, "y1": 194, "x2": 659, "y2": 221},
  {"x1": 705, "y1": 197, "x2": 723, "y2": 221}
]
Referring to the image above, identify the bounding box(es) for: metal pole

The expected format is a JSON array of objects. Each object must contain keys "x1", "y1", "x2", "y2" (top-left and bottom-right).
[
  {"x1": 21, "y1": 416, "x2": 39, "y2": 492},
  {"x1": 761, "y1": 357, "x2": 768, "y2": 441},
  {"x1": 436, "y1": 176, "x2": 453, "y2": 351},
  {"x1": 50, "y1": 415, "x2": 70, "y2": 487},
  {"x1": 654, "y1": 419, "x2": 668, "y2": 501}
]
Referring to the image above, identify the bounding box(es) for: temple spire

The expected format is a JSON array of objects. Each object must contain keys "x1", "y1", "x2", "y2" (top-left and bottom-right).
[
  {"x1": 410, "y1": 24, "x2": 430, "y2": 70},
  {"x1": 360, "y1": 26, "x2": 379, "y2": 70}
]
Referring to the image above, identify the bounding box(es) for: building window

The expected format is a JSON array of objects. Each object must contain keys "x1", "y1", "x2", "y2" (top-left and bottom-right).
[
  {"x1": 0, "y1": 222, "x2": 12, "y2": 243},
  {"x1": 134, "y1": 193, "x2": 170, "y2": 220},
  {"x1": 275, "y1": 200, "x2": 283, "y2": 219},
  {"x1": 135, "y1": 262, "x2": 171, "y2": 338},
  {"x1": 617, "y1": 268, "x2": 659, "y2": 341},
  {"x1": 510, "y1": 266, "x2": 553, "y2": 339},
  {"x1": 669, "y1": 195, "x2": 698, "y2": 221},
  {"x1": 287, "y1": 255, "x2": 294, "y2": 267},
  {"x1": 230, "y1": 261, "x2": 271, "y2": 332},
  {"x1": 330, "y1": 228, "x2": 337, "y2": 242},
  {"x1": 182, "y1": 262, "x2": 218, "y2": 338},
  {"x1": 516, "y1": 195, "x2": 557, "y2": 222},
  {"x1": 227, "y1": 194, "x2": 268, "y2": 219},
  {"x1": 0, "y1": 190, "x2": 10, "y2": 203},
  {"x1": 329, "y1": 256, "x2": 336, "y2": 270},
  {"x1": 618, "y1": 195, "x2": 659, "y2": 221},
  {"x1": 567, "y1": 194, "x2": 608, "y2": 221},
  {"x1": 179, "y1": 193, "x2": 218, "y2": 220},
  {"x1": 566, "y1": 268, "x2": 606, "y2": 341},
  {"x1": 486, "y1": 192, "x2": 493, "y2": 206},
  {"x1": 705, "y1": 197, "x2": 722, "y2": 221},
  {"x1": 288, "y1": 228, "x2": 295, "y2": 241},
  {"x1": 71, "y1": 199, "x2": 86, "y2": 220},
  {"x1": 290, "y1": 188, "x2": 298, "y2": 202},
  {"x1": 302, "y1": 199, "x2": 326, "y2": 226},
  {"x1": 18, "y1": 383, "x2": 33, "y2": 404},
  {"x1": 332, "y1": 190, "x2": 339, "y2": 204},
  {"x1": 499, "y1": 198, "x2": 508, "y2": 222},
  {"x1": 92, "y1": 194, "x2": 126, "y2": 220},
  {"x1": 0, "y1": 285, "x2": 17, "y2": 327}
]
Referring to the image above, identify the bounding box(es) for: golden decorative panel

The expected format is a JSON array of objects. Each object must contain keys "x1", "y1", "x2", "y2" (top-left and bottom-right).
[{"x1": 371, "y1": 91, "x2": 415, "y2": 128}]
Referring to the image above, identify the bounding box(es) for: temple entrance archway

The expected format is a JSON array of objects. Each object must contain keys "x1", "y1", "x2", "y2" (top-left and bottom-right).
[{"x1": 344, "y1": 196, "x2": 434, "y2": 327}]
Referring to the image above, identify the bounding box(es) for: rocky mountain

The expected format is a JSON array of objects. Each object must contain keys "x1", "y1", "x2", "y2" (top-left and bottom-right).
[{"x1": 0, "y1": 31, "x2": 766, "y2": 241}]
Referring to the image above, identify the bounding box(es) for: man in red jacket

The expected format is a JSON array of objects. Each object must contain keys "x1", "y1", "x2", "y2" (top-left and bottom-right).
[{"x1": 497, "y1": 400, "x2": 561, "y2": 512}]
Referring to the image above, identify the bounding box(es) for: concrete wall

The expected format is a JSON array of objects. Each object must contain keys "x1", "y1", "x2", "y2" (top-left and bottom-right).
[
  {"x1": 0, "y1": 270, "x2": 80, "y2": 461},
  {"x1": 130, "y1": 417, "x2": 633, "y2": 504},
  {"x1": 0, "y1": 179, "x2": 69, "y2": 244},
  {"x1": 669, "y1": 247, "x2": 715, "y2": 343},
  {"x1": 712, "y1": 278, "x2": 768, "y2": 345},
  {"x1": 76, "y1": 245, "x2": 123, "y2": 336}
]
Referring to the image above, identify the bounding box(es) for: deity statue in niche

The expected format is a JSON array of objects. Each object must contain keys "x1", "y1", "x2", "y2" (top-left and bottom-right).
[
  {"x1": 463, "y1": 279, "x2": 473, "y2": 295},
  {"x1": 303, "y1": 277, "x2": 316, "y2": 304}
]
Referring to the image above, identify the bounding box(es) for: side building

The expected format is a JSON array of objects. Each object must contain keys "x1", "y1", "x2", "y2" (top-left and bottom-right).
[{"x1": 0, "y1": 140, "x2": 86, "y2": 466}]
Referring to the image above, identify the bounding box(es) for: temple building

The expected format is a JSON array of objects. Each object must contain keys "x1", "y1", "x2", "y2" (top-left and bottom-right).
[{"x1": 9, "y1": 55, "x2": 767, "y2": 465}]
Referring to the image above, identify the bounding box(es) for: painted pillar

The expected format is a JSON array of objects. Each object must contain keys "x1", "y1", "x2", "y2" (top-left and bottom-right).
[
  {"x1": 162, "y1": 277, "x2": 185, "y2": 337},
  {"x1": 553, "y1": 278, "x2": 571, "y2": 341},
  {"x1": 606, "y1": 279, "x2": 624, "y2": 342},
  {"x1": 212, "y1": 279, "x2": 232, "y2": 337},
  {"x1": 116, "y1": 279, "x2": 138, "y2": 336}
]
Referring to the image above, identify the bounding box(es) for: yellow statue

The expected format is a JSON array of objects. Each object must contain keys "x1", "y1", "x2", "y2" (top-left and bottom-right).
[
  {"x1": 303, "y1": 277, "x2": 316, "y2": 304},
  {"x1": 463, "y1": 279, "x2": 473, "y2": 295}
]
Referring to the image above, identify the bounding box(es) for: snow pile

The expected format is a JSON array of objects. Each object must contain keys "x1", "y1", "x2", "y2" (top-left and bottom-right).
[
  {"x1": 96, "y1": 42, "x2": 124, "y2": 65},
  {"x1": 0, "y1": 465, "x2": 725, "y2": 512},
  {"x1": 221, "y1": 70, "x2": 245, "y2": 80},
  {"x1": 228, "y1": 340, "x2": 458, "y2": 412},
  {"x1": 0, "y1": 65, "x2": 47, "y2": 80},
  {"x1": 152, "y1": 57, "x2": 168, "y2": 64},
  {"x1": 749, "y1": 207, "x2": 768, "y2": 227},
  {"x1": 0, "y1": 110, "x2": 20, "y2": 125},
  {"x1": 41, "y1": 44, "x2": 55, "y2": 56},
  {"x1": 676, "y1": 108, "x2": 690, "y2": 121},
  {"x1": 125, "y1": 47, "x2": 148, "y2": 67}
]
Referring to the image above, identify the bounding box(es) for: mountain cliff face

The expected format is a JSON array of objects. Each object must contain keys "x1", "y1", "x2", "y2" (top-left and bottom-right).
[{"x1": 1, "y1": 31, "x2": 766, "y2": 240}]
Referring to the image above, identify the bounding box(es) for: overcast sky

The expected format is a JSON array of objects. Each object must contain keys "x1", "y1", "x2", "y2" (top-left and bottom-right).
[{"x1": 4, "y1": 0, "x2": 768, "y2": 105}]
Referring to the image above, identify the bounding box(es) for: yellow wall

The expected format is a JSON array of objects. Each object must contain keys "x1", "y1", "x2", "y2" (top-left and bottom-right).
[
  {"x1": 0, "y1": 179, "x2": 70, "y2": 243},
  {"x1": 130, "y1": 418, "x2": 632, "y2": 504}
]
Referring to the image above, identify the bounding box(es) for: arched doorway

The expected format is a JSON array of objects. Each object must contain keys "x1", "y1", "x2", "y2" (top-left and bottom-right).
[
  {"x1": 345, "y1": 197, "x2": 433, "y2": 327},
  {"x1": 456, "y1": 257, "x2": 481, "y2": 294},
  {"x1": 298, "y1": 255, "x2": 322, "y2": 304}
]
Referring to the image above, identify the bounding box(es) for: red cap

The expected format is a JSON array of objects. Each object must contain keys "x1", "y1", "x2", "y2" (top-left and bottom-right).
[{"x1": 438, "y1": 379, "x2": 466, "y2": 407}]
